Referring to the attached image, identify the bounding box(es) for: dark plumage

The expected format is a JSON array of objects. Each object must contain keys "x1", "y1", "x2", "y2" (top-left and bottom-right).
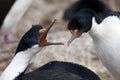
[
  {"x1": 16, "y1": 25, "x2": 43, "y2": 53},
  {"x1": 106, "y1": 11, "x2": 120, "y2": 18},
  {"x1": 18, "y1": 61, "x2": 101, "y2": 80},
  {"x1": 63, "y1": 0, "x2": 111, "y2": 21},
  {"x1": 68, "y1": 9, "x2": 101, "y2": 33}
]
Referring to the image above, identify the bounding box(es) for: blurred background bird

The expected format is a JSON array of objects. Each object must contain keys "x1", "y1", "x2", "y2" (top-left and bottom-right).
[
  {"x1": 0, "y1": 0, "x2": 120, "y2": 80},
  {"x1": 0, "y1": 0, "x2": 33, "y2": 43}
]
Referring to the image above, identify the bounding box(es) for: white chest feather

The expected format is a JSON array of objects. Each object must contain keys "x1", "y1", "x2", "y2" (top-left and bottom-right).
[
  {"x1": 89, "y1": 16, "x2": 120, "y2": 80},
  {"x1": 0, "y1": 45, "x2": 41, "y2": 80}
]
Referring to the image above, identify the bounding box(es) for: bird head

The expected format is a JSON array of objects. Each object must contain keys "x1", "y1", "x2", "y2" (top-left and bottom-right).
[
  {"x1": 67, "y1": 9, "x2": 101, "y2": 46},
  {"x1": 16, "y1": 20, "x2": 63, "y2": 53}
]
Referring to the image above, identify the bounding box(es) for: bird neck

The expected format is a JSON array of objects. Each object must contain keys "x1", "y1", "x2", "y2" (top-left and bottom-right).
[
  {"x1": 0, "y1": 45, "x2": 41, "y2": 80},
  {"x1": 89, "y1": 17, "x2": 103, "y2": 40}
]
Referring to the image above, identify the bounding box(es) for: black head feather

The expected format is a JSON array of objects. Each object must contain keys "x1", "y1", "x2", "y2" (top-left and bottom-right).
[
  {"x1": 15, "y1": 25, "x2": 43, "y2": 53},
  {"x1": 68, "y1": 9, "x2": 101, "y2": 33},
  {"x1": 21, "y1": 61, "x2": 101, "y2": 80},
  {"x1": 107, "y1": 11, "x2": 120, "y2": 18},
  {"x1": 63, "y1": 0, "x2": 111, "y2": 20}
]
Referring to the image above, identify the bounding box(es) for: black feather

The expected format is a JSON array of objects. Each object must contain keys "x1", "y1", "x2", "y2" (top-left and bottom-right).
[
  {"x1": 63, "y1": 0, "x2": 111, "y2": 21},
  {"x1": 68, "y1": 9, "x2": 101, "y2": 33},
  {"x1": 15, "y1": 25, "x2": 42, "y2": 53},
  {"x1": 19, "y1": 61, "x2": 100, "y2": 80},
  {"x1": 107, "y1": 11, "x2": 120, "y2": 18}
]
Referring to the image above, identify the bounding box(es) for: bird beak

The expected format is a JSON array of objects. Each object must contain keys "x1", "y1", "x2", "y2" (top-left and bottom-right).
[
  {"x1": 67, "y1": 29, "x2": 82, "y2": 46},
  {"x1": 38, "y1": 19, "x2": 64, "y2": 47}
]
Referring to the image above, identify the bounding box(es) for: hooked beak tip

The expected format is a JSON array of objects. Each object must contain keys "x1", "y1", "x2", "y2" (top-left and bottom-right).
[
  {"x1": 67, "y1": 42, "x2": 70, "y2": 47},
  {"x1": 67, "y1": 32, "x2": 82, "y2": 46},
  {"x1": 67, "y1": 35, "x2": 77, "y2": 46}
]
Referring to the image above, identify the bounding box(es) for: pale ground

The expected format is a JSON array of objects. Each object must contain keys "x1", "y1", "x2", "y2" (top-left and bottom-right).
[{"x1": 0, "y1": 0, "x2": 120, "y2": 80}]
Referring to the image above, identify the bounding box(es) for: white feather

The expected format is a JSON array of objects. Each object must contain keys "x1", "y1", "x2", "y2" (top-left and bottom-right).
[
  {"x1": 89, "y1": 16, "x2": 120, "y2": 80},
  {"x1": 0, "y1": 44, "x2": 41, "y2": 80}
]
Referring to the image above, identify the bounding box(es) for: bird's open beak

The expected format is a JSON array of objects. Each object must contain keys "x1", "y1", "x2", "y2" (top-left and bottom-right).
[
  {"x1": 67, "y1": 29, "x2": 82, "y2": 46},
  {"x1": 38, "y1": 19, "x2": 64, "y2": 47}
]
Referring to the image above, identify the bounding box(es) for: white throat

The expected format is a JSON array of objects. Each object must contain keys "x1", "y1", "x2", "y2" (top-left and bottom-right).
[
  {"x1": 89, "y1": 17, "x2": 104, "y2": 40},
  {"x1": 0, "y1": 45, "x2": 41, "y2": 80}
]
